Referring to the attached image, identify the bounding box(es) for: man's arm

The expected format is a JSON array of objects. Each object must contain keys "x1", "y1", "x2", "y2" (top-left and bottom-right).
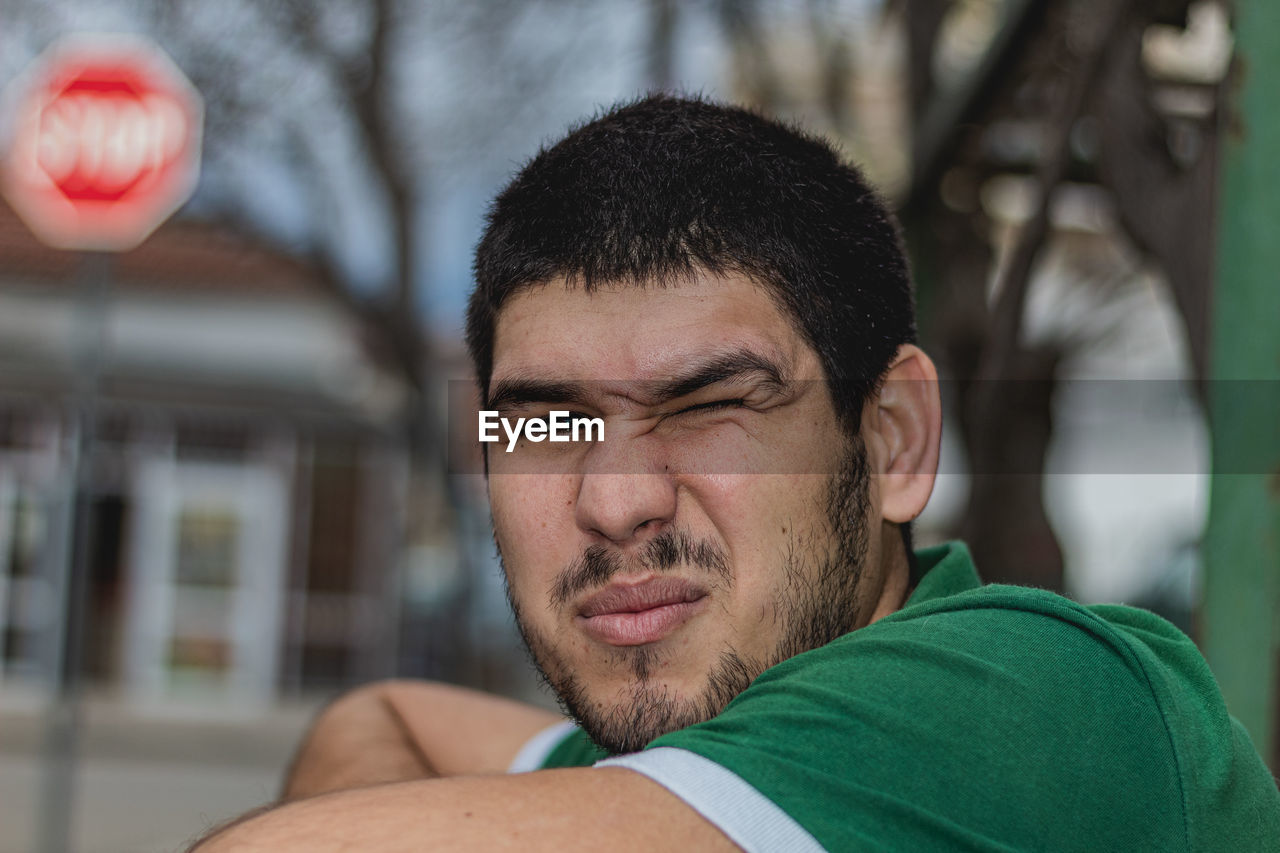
[
  {"x1": 283, "y1": 679, "x2": 564, "y2": 799},
  {"x1": 197, "y1": 768, "x2": 740, "y2": 852}
]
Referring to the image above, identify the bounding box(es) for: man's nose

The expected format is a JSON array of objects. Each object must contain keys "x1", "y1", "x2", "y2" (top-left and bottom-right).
[{"x1": 574, "y1": 437, "x2": 676, "y2": 545}]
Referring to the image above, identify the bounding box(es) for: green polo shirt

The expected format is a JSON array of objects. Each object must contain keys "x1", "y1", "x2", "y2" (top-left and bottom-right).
[{"x1": 532, "y1": 542, "x2": 1280, "y2": 851}]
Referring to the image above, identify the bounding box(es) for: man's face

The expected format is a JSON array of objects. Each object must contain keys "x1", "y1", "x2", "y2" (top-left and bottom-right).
[{"x1": 487, "y1": 272, "x2": 889, "y2": 753}]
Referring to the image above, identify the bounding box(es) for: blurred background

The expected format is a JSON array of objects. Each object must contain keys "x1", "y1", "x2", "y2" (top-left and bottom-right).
[{"x1": 0, "y1": 1, "x2": 1275, "y2": 851}]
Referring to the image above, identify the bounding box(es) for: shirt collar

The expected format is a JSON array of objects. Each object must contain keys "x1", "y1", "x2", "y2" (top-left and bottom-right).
[{"x1": 904, "y1": 540, "x2": 982, "y2": 607}]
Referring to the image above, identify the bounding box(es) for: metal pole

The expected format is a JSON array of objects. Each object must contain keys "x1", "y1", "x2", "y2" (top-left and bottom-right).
[
  {"x1": 1203, "y1": 0, "x2": 1280, "y2": 769},
  {"x1": 38, "y1": 251, "x2": 111, "y2": 853}
]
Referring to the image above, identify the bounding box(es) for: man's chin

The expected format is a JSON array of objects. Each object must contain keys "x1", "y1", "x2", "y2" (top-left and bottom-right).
[
  {"x1": 567, "y1": 680, "x2": 713, "y2": 755},
  {"x1": 517, "y1": 616, "x2": 763, "y2": 752},
  {"x1": 559, "y1": 651, "x2": 762, "y2": 755}
]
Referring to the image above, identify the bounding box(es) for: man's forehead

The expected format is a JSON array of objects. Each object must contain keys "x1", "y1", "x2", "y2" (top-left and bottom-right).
[{"x1": 489, "y1": 273, "x2": 813, "y2": 384}]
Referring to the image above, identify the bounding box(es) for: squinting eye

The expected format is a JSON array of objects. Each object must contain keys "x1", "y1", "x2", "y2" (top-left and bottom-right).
[{"x1": 676, "y1": 398, "x2": 745, "y2": 416}]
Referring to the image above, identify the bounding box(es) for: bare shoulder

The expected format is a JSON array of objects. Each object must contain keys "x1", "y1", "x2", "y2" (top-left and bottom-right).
[{"x1": 198, "y1": 767, "x2": 740, "y2": 852}]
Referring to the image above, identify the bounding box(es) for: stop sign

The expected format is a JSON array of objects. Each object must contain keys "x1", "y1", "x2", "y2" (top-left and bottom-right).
[{"x1": 0, "y1": 34, "x2": 203, "y2": 251}]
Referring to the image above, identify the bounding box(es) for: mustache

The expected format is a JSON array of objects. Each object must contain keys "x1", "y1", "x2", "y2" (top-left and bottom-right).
[{"x1": 550, "y1": 529, "x2": 731, "y2": 608}]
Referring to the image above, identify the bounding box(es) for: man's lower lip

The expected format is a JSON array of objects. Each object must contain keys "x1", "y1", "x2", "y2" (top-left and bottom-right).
[{"x1": 578, "y1": 599, "x2": 705, "y2": 646}]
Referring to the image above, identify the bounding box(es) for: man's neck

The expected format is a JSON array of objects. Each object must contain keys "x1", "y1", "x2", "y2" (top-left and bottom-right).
[{"x1": 867, "y1": 528, "x2": 912, "y2": 625}]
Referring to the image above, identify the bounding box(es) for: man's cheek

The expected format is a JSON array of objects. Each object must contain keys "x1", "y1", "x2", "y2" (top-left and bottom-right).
[
  {"x1": 491, "y1": 486, "x2": 564, "y2": 592},
  {"x1": 489, "y1": 479, "x2": 539, "y2": 542}
]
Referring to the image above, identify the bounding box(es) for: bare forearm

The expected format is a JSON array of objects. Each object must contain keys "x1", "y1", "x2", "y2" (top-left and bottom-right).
[
  {"x1": 282, "y1": 680, "x2": 564, "y2": 800},
  {"x1": 191, "y1": 769, "x2": 737, "y2": 853},
  {"x1": 284, "y1": 686, "x2": 437, "y2": 800}
]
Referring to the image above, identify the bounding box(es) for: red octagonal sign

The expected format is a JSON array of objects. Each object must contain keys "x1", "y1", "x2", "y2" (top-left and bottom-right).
[{"x1": 0, "y1": 34, "x2": 203, "y2": 251}]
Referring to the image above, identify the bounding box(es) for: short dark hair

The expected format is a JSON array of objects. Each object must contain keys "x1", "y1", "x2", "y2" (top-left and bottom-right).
[
  {"x1": 468, "y1": 94, "x2": 915, "y2": 430},
  {"x1": 467, "y1": 95, "x2": 920, "y2": 569}
]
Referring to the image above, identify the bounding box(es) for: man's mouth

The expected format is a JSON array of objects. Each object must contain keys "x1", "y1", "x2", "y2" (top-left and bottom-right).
[{"x1": 576, "y1": 577, "x2": 709, "y2": 646}]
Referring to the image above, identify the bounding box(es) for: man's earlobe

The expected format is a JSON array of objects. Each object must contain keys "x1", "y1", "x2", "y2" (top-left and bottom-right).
[{"x1": 868, "y1": 344, "x2": 942, "y2": 524}]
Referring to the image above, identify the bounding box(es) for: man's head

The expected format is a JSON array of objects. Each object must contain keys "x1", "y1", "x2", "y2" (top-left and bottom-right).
[
  {"x1": 467, "y1": 95, "x2": 941, "y2": 753},
  {"x1": 469, "y1": 95, "x2": 915, "y2": 438}
]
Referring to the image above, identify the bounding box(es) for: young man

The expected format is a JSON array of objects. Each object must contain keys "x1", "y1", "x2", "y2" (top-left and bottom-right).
[{"x1": 195, "y1": 96, "x2": 1279, "y2": 851}]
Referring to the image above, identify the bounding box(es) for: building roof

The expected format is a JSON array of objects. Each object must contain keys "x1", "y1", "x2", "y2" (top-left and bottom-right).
[
  {"x1": 0, "y1": 200, "x2": 410, "y2": 430},
  {"x1": 0, "y1": 198, "x2": 316, "y2": 296}
]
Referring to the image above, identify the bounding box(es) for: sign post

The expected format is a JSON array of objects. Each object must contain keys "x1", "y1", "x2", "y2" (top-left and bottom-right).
[{"x1": 0, "y1": 33, "x2": 203, "y2": 853}]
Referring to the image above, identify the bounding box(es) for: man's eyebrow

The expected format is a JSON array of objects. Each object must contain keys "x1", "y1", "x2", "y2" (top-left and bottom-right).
[
  {"x1": 486, "y1": 350, "x2": 788, "y2": 411},
  {"x1": 646, "y1": 350, "x2": 787, "y2": 403},
  {"x1": 486, "y1": 379, "x2": 589, "y2": 411}
]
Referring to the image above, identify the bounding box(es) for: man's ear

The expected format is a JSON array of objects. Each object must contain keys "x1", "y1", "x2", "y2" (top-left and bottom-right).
[{"x1": 863, "y1": 344, "x2": 942, "y2": 524}]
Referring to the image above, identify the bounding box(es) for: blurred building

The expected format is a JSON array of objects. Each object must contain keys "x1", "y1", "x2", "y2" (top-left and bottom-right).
[{"x1": 0, "y1": 200, "x2": 415, "y2": 711}]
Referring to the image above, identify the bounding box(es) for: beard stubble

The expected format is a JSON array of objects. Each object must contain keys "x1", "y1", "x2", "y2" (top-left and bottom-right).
[{"x1": 501, "y1": 439, "x2": 873, "y2": 755}]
